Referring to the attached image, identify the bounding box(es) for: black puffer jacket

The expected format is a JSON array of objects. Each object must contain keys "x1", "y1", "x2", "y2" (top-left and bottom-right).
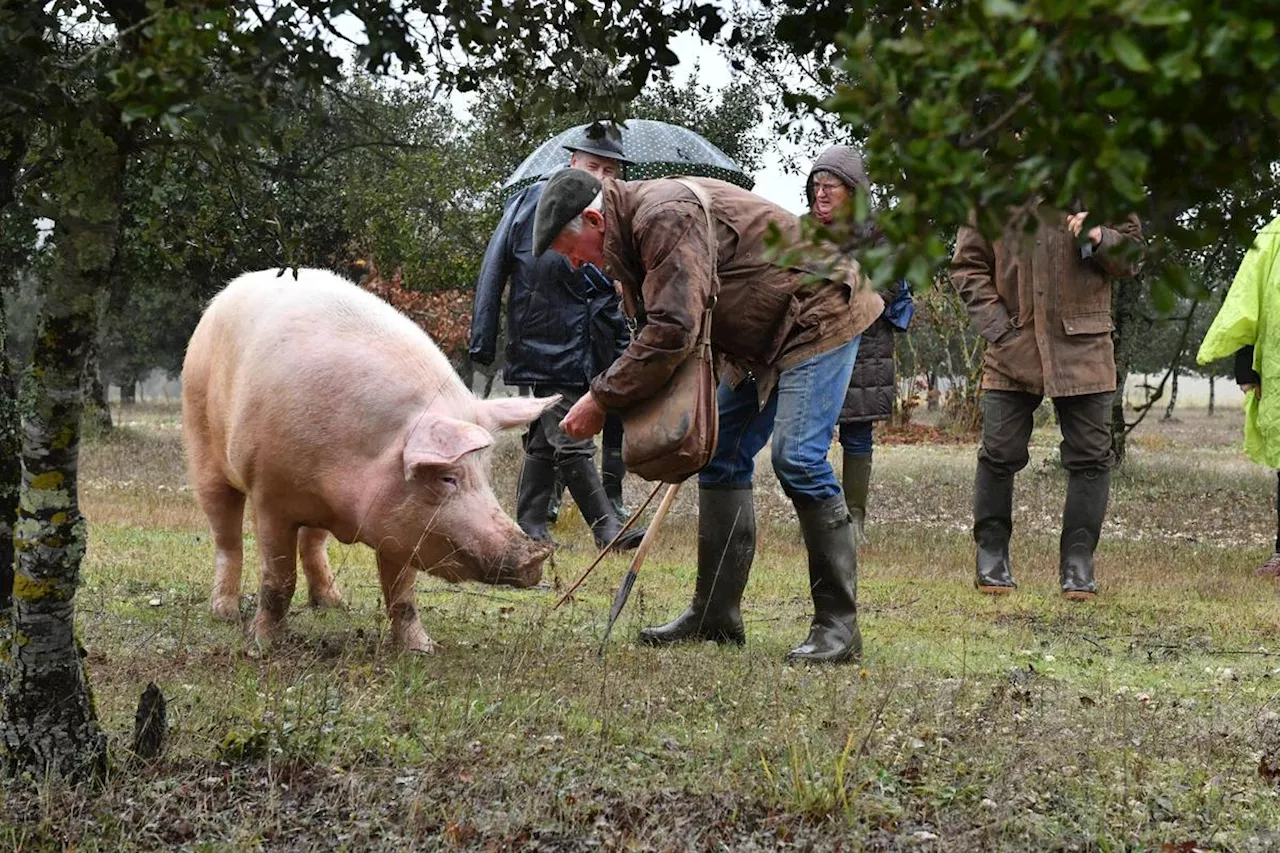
[
  {"x1": 470, "y1": 179, "x2": 621, "y2": 387},
  {"x1": 841, "y1": 315, "x2": 896, "y2": 424}
]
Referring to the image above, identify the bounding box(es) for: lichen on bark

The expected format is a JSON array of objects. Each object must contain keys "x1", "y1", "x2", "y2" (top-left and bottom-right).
[
  {"x1": 0, "y1": 113, "x2": 122, "y2": 782},
  {"x1": 1, "y1": 228, "x2": 18, "y2": 698}
]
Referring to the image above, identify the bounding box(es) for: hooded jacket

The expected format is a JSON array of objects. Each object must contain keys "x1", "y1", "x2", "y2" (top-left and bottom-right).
[{"x1": 1197, "y1": 216, "x2": 1280, "y2": 467}]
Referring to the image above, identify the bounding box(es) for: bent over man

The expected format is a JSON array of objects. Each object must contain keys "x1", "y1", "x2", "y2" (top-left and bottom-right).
[
  {"x1": 534, "y1": 168, "x2": 883, "y2": 664},
  {"x1": 951, "y1": 206, "x2": 1144, "y2": 599}
]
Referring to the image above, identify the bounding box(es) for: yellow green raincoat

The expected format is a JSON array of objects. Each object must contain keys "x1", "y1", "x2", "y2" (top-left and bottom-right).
[{"x1": 1197, "y1": 216, "x2": 1280, "y2": 467}]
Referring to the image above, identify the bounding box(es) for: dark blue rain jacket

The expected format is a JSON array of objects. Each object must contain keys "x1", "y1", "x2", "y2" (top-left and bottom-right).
[{"x1": 469, "y1": 180, "x2": 627, "y2": 387}]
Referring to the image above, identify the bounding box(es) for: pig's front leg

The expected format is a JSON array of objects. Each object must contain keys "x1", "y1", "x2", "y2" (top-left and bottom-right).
[
  {"x1": 249, "y1": 512, "x2": 299, "y2": 643},
  {"x1": 377, "y1": 554, "x2": 437, "y2": 653}
]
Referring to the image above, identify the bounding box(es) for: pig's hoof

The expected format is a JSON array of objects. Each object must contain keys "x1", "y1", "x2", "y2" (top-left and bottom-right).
[
  {"x1": 395, "y1": 624, "x2": 439, "y2": 654},
  {"x1": 308, "y1": 587, "x2": 346, "y2": 610},
  {"x1": 248, "y1": 612, "x2": 286, "y2": 644},
  {"x1": 404, "y1": 636, "x2": 440, "y2": 655},
  {"x1": 211, "y1": 596, "x2": 242, "y2": 622}
]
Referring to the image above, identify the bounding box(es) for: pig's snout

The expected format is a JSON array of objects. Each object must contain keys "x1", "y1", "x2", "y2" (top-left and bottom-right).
[{"x1": 488, "y1": 535, "x2": 553, "y2": 588}]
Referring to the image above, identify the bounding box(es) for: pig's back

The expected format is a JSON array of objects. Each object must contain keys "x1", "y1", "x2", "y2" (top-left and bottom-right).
[
  {"x1": 204, "y1": 269, "x2": 451, "y2": 369},
  {"x1": 185, "y1": 269, "x2": 471, "y2": 490}
]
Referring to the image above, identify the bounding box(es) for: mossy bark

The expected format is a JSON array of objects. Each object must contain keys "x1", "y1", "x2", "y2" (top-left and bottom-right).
[
  {"x1": 0, "y1": 288, "x2": 19, "y2": 696},
  {"x1": 81, "y1": 333, "x2": 112, "y2": 435},
  {"x1": 0, "y1": 42, "x2": 32, "y2": 699},
  {"x1": 0, "y1": 115, "x2": 125, "y2": 782}
]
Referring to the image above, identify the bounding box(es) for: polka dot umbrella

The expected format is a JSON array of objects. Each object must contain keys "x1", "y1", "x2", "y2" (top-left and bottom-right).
[{"x1": 502, "y1": 119, "x2": 754, "y2": 195}]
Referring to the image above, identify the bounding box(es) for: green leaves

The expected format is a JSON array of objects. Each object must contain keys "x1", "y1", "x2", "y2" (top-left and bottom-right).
[
  {"x1": 1108, "y1": 32, "x2": 1152, "y2": 73},
  {"x1": 755, "y1": 0, "x2": 1280, "y2": 297},
  {"x1": 982, "y1": 0, "x2": 1025, "y2": 20}
]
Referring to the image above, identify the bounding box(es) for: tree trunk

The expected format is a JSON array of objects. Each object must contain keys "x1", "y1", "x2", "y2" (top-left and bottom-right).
[
  {"x1": 1163, "y1": 370, "x2": 1180, "y2": 421},
  {"x1": 0, "y1": 26, "x2": 34, "y2": 683},
  {"x1": 1110, "y1": 276, "x2": 1143, "y2": 466},
  {"x1": 81, "y1": 333, "x2": 112, "y2": 434},
  {"x1": 0, "y1": 293, "x2": 19, "y2": 697},
  {"x1": 0, "y1": 114, "x2": 124, "y2": 782},
  {"x1": 1208, "y1": 375, "x2": 1216, "y2": 416},
  {"x1": 119, "y1": 380, "x2": 137, "y2": 407}
]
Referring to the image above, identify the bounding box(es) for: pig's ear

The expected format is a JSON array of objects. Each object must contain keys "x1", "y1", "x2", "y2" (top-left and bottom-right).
[
  {"x1": 403, "y1": 412, "x2": 494, "y2": 479},
  {"x1": 474, "y1": 394, "x2": 560, "y2": 433}
]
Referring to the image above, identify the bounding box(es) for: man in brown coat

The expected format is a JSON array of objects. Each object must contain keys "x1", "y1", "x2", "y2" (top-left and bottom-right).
[
  {"x1": 951, "y1": 207, "x2": 1144, "y2": 598},
  {"x1": 533, "y1": 168, "x2": 884, "y2": 663}
]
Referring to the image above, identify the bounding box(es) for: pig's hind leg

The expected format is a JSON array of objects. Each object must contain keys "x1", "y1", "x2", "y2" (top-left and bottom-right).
[
  {"x1": 249, "y1": 509, "x2": 299, "y2": 643},
  {"x1": 376, "y1": 554, "x2": 437, "y2": 653},
  {"x1": 195, "y1": 478, "x2": 248, "y2": 623},
  {"x1": 299, "y1": 526, "x2": 345, "y2": 610}
]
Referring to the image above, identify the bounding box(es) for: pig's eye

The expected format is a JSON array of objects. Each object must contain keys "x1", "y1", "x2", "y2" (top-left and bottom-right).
[{"x1": 440, "y1": 474, "x2": 459, "y2": 490}]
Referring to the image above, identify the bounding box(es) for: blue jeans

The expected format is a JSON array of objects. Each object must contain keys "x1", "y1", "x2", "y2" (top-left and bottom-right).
[
  {"x1": 838, "y1": 421, "x2": 874, "y2": 455},
  {"x1": 700, "y1": 337, "x2": 860, "y2": 503}
]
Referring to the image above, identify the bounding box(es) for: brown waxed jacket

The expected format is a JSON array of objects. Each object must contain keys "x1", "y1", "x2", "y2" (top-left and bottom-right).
[
  {"x1": 950, "y1": 207, "x2": 1145, "y2": 397},
  {"x1": 590, "y1": 177, "x2": 884, "y2": 410}
]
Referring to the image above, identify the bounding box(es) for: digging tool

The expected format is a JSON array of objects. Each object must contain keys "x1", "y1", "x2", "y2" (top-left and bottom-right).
[
  {"x1": 554, "y1": 480, "x2": 663, "y2": 609},
  {"x1": 599, "y1": 481, "x2": 681, "y2": 651}
]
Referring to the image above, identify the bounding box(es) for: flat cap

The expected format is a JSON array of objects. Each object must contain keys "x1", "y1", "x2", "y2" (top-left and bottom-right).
[{"x1": 533, "y1": 169, "x2": 603, "y2": 256}]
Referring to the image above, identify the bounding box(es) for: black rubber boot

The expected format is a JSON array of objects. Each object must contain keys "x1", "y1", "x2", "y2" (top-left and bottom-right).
[
  {"x1": 785, "y1": 496, "x2": 862, "y2": 665},
  {"x1": 516, "y1": 455, "x2": 557, "y2": 542},
  {"x1": 546, "y1": 470, "x2": 565, "y2": 524},
  {"x1": 560, "y1": 456, "x2": 645, "y2": 551},
  {"x1": 1060, "y1": 468, "x2": 1109, "y2": 600},
  {"x1": 601, "y1": 446, "x2": 629, "y2": 522},
  {"x1": 842, "y1": 451, "x2": 873, "y2": 546},
  {"x1": 639, "y1": 487, "x2": 754, "y2": 646},
  {"x1": 973, "y1": 461, "x2": 1017, "y2": 594}
]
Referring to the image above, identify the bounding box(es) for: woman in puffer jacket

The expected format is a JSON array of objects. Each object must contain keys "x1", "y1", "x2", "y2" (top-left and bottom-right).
[{"x1": 806, "y1": 145, "x2": 914, "y2": 544}]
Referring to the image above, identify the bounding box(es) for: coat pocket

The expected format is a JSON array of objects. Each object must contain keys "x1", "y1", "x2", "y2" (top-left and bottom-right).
[
  {"x1": 1061, "y1": 312, "x2": 1114, "y2": 336},
  {"x1": 713, "y1": 283, "x2": 798, "y2": 365}
]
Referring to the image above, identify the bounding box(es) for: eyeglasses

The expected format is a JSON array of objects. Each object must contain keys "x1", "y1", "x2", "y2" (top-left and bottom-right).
[{"x1": 813, "y1": 180, "x2": 847, "y2": 196}]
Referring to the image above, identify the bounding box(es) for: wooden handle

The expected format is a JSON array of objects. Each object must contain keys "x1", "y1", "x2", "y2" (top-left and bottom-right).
[
  {"x1": 624, "y1": 483, "x2": 681, "y2": 577},
  {"x1": 553, "y1": 479, "x2": 664, "y2": 609}
]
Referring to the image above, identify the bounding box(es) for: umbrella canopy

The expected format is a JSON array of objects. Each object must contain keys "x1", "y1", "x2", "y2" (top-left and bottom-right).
[{"x1": 503, "y1": 119, "x2": 754, "y2": 194}]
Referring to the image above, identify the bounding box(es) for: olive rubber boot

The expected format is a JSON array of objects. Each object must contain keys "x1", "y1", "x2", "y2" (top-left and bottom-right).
[
  {"x1": 785, "y1": 496, "x2": 862, "y2": 665},
  {"x1": 639, "y1": 487, "x2": 755, "y2": 646},
  {"x1": 1060, "y1": 468, "x2": 1109, "y2": 600},
  {"x1": 973, "y1": 461, "x2": 1016, "y2": 594},
  {"x1": 842, "y1": 451, "x2": 873, "y2": 546}
]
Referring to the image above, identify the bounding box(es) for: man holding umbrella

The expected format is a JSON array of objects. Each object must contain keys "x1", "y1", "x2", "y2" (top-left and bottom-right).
[
  {"x1": 469, "y1": 127, "x2": 645, "y2": 552},
  {"x1": 536, "y1": 168, "x2": 884, "y2": 664}
]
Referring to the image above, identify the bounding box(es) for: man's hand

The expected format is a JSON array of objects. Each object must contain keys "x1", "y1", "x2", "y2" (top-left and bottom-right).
[
  {"x1": 1242, "y1": 382, "x2": 1262, "y2": 399},
  {"x1": 560, "y1": 392, "x2": 607, "y2": 439},
  {"x1": 1067, "y1": 211, "x2": 1103, "y2": 246}
]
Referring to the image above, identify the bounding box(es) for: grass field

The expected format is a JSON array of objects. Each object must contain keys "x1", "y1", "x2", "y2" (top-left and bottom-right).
[{"x1": 4, "y1": 403, "x2": 1280, "y2": 851}]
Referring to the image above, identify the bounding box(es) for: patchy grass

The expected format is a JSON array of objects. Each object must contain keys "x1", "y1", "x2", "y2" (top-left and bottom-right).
[{"x1": 5, "y1": 405, "x2": 1280, "y2": 851}]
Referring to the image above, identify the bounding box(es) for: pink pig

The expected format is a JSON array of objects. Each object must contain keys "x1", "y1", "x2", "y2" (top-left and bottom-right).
[{"x1": 181, "y1": 268, "x2": 557, "y2": 652}]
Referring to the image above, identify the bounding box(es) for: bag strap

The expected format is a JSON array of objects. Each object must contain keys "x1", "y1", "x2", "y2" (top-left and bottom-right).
[{"x1": 673, "y1": 177, "x2": 719, "y2": 354}]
